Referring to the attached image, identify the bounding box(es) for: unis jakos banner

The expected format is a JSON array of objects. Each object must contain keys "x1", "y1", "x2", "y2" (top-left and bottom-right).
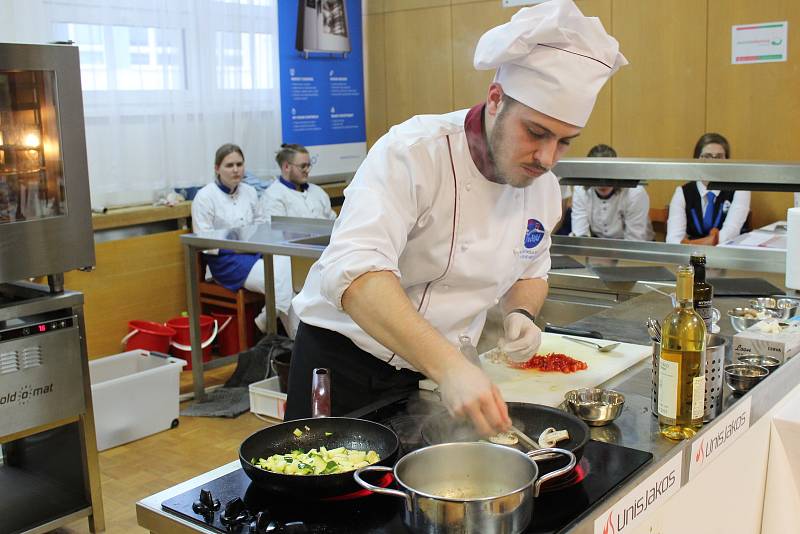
[{"x1": 277, "y1": 0, "x2": 366, "y2": 177}]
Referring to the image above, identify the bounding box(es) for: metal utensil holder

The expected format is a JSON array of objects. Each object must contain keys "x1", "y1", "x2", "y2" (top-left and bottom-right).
[{"x1": 651, "y1": 335, "x2": 726, "y2": 422}]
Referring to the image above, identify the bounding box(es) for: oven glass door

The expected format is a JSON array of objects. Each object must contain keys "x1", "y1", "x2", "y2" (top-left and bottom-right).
[{"x1": 0, "y1": 70, "x2": 66, "y2": 225}]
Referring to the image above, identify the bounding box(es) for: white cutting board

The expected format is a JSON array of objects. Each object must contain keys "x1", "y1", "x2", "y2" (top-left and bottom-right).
[{"x1": 420, "y1": 333, "x2": 651, "y2": 407}]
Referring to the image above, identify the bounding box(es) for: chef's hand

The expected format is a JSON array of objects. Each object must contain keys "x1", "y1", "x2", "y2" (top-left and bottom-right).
[
  {"x1": 438, "y1": 359, "x2": 511, "y2": 436},
  {"x1": 499, "y1": 311, "x2": 542, "y2": 362}
]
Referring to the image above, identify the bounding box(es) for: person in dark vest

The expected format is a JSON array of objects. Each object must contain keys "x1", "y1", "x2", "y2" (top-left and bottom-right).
[{"x1": 666, "y1": 133, "x2": 750, "y2": 245}]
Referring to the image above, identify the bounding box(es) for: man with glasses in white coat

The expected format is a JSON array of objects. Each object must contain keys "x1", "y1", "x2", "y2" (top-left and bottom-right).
[{"x1": 286, "y1": 0, "x2": 628, "y2": 436}]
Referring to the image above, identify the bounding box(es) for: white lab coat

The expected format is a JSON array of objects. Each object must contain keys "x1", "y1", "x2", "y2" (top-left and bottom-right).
[
  {"x1": 292, "y1": 109, "x2": 562, "y2": 370},
  {"x1": 261, "y1": 181, "x2": 337, "y2": 220},
  {"x1": 571, "y1": 186, "x2": 653, "y2": 241},
  {"x1": 666, "y1": 182, "x2": 751, "y2": 244}
]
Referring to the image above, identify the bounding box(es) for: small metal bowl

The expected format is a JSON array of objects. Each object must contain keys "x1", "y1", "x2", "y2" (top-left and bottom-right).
[
  {"x1": 564, "y1": 388, "x2": 625, "y2": 426},
  {"x1": 724, "y1": 363, "x2": 769, "y2": 395},
  {"x1": 774, "y1": 298, "x2": 800, "y2": 320},
  {"x1": 727, "y1": 307, "x2": 761, "y2": 332},
  {"x1": 750, "y1": 297, "x2": 778, "y2": 310},
  {"x1": 737, "y1": 355, "x2": 781, "y2": 374}
]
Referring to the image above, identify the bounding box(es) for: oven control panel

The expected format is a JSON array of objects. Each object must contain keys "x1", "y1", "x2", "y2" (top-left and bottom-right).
[{"x1": 0, "y1": 317, "x2": 75, "y2": 342}]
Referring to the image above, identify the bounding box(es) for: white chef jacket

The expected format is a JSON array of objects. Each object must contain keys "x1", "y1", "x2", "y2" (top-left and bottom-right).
[
  {"x1": 261, "y1": 180, "x2": 337, "y2": 220},
  {"x1": 570, "y1": 186, "x2": 653, "y2": 241},
  {"x1": 666, "y1": 182, "x2": 751, "y2": 244},
  {"x1": 292, "y1": 109, "x2": 562, "y2": 370},
  {"x1": 191, "y1": 181, "x2": 263, "y2": 233},
  {"x1": 794, "y1": 192, "x2": 800, "y2": 208}
]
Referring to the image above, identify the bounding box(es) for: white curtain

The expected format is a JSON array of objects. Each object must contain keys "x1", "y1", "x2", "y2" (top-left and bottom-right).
[{"x1": 1, "y1": 0, "x2": 282, "y2": 208}]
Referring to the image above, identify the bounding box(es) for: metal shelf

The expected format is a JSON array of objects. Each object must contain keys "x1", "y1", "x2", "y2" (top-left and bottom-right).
[{"x1": 553, "y1": 158, "x2": 800, "y2": 191}]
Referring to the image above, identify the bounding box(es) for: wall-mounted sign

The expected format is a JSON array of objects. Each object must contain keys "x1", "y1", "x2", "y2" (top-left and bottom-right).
[
  {"x1": 277, "y1": 0, "x2": 366, "y2": 177},
  {"x1": 732, "y1": 21, "x2": 788, "y2": 64},
  {"x1": 593, "y1": 453, "x2": 682, "y2": 534}
]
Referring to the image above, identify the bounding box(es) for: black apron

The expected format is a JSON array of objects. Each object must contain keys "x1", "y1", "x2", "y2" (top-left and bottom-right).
[{"x1": 284, "y1": 322, "x2": 424, "y2": 420}]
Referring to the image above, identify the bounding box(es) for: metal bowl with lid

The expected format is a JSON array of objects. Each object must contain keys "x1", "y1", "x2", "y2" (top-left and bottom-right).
[{"x1": 750, "y1": 297, "x2": 800, "y2": 320}]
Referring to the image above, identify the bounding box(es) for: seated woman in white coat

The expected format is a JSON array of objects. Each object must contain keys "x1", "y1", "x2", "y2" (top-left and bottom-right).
[
  {"x1": 666, "y1": 133, "x2": 751, "y2": 246},
  {"x1": 191, "y1": 143, "x2": 286, "y2": 334},
  {"x1": 261, "y1": 144, "x2": 337, "y2": 220},
  {"x1": 570, "y1": 144, "x2": 653, "y2": 241}
]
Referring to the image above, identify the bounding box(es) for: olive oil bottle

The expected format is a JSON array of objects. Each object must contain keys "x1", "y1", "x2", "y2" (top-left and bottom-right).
[
  {"x1": 690, "y1": 252, "x2": 714, "y2": 330},
  {"x1": 658, "y1": 265, "x2": 707, "y2": 440}
]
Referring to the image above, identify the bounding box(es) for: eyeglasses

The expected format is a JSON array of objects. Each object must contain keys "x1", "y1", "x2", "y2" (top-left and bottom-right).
[
  {"x1": 289, "y1": 162, "x2": 312, "y2": 171},
  {"x1": 699, "y1": 153, "x2": 726, "y2": 160}
]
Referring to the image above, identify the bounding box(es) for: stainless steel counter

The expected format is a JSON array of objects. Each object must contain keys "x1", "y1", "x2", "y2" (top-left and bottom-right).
[{"x1": 141, "y1": 279, "x2": 800, "y2": 533}]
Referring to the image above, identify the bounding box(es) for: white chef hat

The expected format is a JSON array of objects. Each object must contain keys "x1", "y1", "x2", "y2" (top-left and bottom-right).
[{"x1": 474, "y1": 0, "x2": 627, "y2": 127}]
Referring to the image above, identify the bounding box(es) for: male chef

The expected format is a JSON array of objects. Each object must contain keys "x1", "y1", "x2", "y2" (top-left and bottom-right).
[{"x1": 286, "y1": 0, "x2": 627, "y2": 435}]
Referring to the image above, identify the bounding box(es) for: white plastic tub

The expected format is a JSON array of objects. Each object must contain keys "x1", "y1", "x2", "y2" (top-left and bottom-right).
[
  {"x1": 89, "y1": 350, "x2": 186, "y2": 451},
  {"x1": 249, "y1": 376, "x2": 287, "y2": 420}
]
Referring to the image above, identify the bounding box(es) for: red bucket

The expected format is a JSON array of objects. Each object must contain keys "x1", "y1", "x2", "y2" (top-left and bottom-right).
[
  {"x1": 211, "y1": 312, "x2": 238, "y2": 357},
  {"x1": 122, "y1": 321, "x2": 176, "y2": 353},
  {"x1": 166, "y1": 315, "x2": 217, "y2": 370}
]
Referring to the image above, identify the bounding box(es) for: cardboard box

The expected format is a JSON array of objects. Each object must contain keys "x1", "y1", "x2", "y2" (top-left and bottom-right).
[{"x1": 733, "y1": 321, "x2": 800, "y2": 363}]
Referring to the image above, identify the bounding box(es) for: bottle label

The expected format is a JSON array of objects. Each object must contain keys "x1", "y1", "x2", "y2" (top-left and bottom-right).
[
  {"x1": 695, "y1": 300, "x2": 713, "y2": 328},
  {"x1": 692, "y1": 375, "x2": 706, "y2": 419},
  {"x1": 657, "y1": 359, "x2": 679, "y2": 419}
]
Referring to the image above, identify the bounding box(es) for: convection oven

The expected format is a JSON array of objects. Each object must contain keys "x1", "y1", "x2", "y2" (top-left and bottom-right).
[{"x1": 0, "y1": 42, "x2": 103, "y2": 534}]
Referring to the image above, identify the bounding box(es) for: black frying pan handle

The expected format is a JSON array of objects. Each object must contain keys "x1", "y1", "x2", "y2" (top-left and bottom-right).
[{"x1": 544, "y1": 325, "x2": 603, "y2": 339}]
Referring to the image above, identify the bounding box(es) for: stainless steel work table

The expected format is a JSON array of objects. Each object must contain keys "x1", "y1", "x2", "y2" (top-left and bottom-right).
[{"x1": 181, "y1": 216, "x2": 334, "y2": 401}]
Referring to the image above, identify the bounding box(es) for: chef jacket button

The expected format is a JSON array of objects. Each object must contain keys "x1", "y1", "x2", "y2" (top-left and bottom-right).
[
  {"x1": 465, "y1": 182, "x2": 472, "y2": 191},
  {"x1": 461, "y1": 243, "x2": 469, "y2": 251},
  {"x1": 494, "y1": 298, "x2": 500, "y2": 305}
]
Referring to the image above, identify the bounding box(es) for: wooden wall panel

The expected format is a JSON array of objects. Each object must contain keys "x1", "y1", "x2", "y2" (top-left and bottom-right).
[
  {"x1": 384, "y1": 5, "x2": 454, "y2": 127},
  {"x1": 364, "y1": 11, "x2": 388, "y2": 147},
  {"x1": 451, "y1": 1, "x2": 522, "y2": 110},
  {"x1": 707, "y1": 0, "x2": 800, "y2": 228},
  {"x1": 64, "y1": 230, "x2": 188, "y2": 359},
  {"x1": 612, "y1": 0, "x2": 709, "y2": 210}
]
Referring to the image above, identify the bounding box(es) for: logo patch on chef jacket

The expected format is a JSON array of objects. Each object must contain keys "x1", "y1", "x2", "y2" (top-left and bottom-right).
[
  {"x1": 722, "y1": 200, "x2": 731, "y2": 213},
  {"x1": 524, "y1": 218, "x2": 545, "y2": 249}
]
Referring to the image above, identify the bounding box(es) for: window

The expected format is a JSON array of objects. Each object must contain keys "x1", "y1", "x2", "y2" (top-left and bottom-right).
[{"x1": 215, "y1": 32, "x2": 273, "y2": 90}]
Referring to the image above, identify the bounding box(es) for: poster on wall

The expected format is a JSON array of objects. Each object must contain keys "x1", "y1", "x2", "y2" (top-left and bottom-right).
[
  {"x1": 277, "y1": 0, "x2": 366, "y2": 178},
  {"x1": 732, "y1": 21, "x2": 788, "y2": 64}
]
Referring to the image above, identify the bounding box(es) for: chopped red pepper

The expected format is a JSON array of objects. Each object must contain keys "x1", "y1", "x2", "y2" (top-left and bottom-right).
[{"x1": 508, "y1": 352, "x2": 588, "y2": 373}]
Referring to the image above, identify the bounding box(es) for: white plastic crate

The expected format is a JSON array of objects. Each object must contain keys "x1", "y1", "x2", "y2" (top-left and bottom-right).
[
  {"x1": 89, "y1": 350, "x2": 186, "y2": 451},
  {"x1": 249, "y1": 376, "x2": 287, "y2": 420}
]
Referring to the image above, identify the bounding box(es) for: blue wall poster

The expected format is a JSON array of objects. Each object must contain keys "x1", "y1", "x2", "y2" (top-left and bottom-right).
[{"x1": 277, "y1": 0, "x2": 366, "y2": 177}]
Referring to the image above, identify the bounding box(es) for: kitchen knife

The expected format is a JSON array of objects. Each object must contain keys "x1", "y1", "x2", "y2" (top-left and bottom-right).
[
  {"x1": 458, "y1": 335, "x2": 483, "y2": 368},
  {"x1": 544, "y1": 324, "x2": 604, "y2": 339}
]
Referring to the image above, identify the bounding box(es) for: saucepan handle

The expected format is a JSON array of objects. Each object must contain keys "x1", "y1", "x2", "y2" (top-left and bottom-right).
[
  {"x1": 527, "y1": 447, "x2": 577, "y2": 498},
  {"x1": 353, "y1": 466, "x2": 411, "y2": 509}
]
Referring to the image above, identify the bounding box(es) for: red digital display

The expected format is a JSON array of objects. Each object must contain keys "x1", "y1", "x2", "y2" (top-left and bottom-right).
[{"x1": 38, "y1": 324, "x2": 47, "y2": 332}]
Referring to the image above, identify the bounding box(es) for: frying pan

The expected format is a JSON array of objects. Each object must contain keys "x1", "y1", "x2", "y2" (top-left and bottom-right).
[
  {"x1": 239, "y1": 417, "x2": 399, "y2": 499},
  {"x1": 420, "y1": 402, "x2": 589, "y2": 466}
]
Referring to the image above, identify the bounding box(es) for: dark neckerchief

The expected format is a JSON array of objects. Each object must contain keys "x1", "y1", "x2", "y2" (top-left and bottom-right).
[
  {"x1": 594, "y1": 188, "x2": 616, "y2": 200},
  {"x1": 464, "y1": 102, "x2": 499, "y2": 183},
  {"x1": 279, "y1": 177, "x2": 309, "y2": 192},
  {"x1": 215, "y1": 178, "x2": 237, "y2": 195}
]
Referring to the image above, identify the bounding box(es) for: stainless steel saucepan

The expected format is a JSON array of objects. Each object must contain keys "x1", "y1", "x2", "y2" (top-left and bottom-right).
[{"x1": 354, "y1": 442, "x2": 576, "y2": 534}]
